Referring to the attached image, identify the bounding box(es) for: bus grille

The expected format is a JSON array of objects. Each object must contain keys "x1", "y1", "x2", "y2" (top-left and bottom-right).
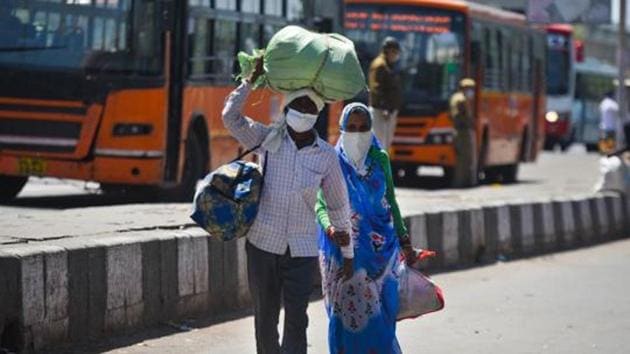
[{"x1": 0, "y1": 118, "x2": 81, "y2": 153}]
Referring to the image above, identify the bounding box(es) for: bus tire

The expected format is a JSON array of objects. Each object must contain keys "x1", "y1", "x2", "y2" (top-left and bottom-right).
[
  {"x1": 0, "y1": 175, "x2": 28, "y2": 202},
  {"x1": 483, "y1": 167, "x2": 501, "y2": 184},
  {"x1": 585, "y1": 143, "x2": 598, "y2": 152},
  {"x1": 158, "y1": 131, "x2": 205, "y2": 202},
  {"x1": 500, "y1": 164, "x2": 519, "y2": 184},
  {"x1": 543, "y1": 138, "x2": 555, "y2": 151},
  {"x1": 392, "y1": 165, "x2": 415, "y2": 187}
]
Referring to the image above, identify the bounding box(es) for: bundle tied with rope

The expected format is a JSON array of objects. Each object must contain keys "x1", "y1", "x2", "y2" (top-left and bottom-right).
[{"x1": 237, "y1": 25, "x2": 366, "y2": 102}]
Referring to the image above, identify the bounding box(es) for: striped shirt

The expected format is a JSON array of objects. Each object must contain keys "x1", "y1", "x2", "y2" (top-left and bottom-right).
[{"x1": 221, "y1": 82, "x2": 351, "y2": 257}]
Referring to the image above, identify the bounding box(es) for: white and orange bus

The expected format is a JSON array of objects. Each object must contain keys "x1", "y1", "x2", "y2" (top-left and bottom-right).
[
  {"x1": 0, "y1": 0, "x2": 339, "y2": 201},
  {"x1": 344, "y1": 0, "x2": 546, "y2": 186}
]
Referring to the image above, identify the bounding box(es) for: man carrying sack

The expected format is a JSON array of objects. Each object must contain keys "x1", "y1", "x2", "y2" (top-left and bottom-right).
[{"x1": 222, "y1": 58, "x2": 354, "y2": 354}]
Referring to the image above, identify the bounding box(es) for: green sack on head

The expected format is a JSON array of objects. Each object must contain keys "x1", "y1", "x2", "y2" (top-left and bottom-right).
[{"x1": 237, "y1": 25, "x2": 366, "y2": 102}]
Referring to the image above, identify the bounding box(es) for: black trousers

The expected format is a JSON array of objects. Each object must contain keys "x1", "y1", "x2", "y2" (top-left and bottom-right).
[
  {"x1": 624, "y1": 122, "x2": 630, "y2": 148},
  {"x1": 246, "y1": 242, "x2": 317, "y2": 354}
]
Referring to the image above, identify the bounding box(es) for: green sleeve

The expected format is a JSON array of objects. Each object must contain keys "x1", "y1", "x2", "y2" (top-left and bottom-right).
[
  {"x1": 315, "y1": 189, "x2": 332, "y2": 231},
  {"x1": 370, "y1": 147, "x2": 410, "y2": 245}
]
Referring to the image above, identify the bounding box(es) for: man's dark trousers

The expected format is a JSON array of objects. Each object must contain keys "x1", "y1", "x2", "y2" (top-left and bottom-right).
[{"x1": 246, "y1": 241, "x2": 317, "y2": 354}]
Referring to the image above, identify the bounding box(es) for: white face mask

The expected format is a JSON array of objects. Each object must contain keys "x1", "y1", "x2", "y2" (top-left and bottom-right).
[
  {"x1": 286, "y1": 108, "x2": 318, "y2": 133},
  {"x1": 342, "y1": 131, "x2": 372, "y2": 169}
]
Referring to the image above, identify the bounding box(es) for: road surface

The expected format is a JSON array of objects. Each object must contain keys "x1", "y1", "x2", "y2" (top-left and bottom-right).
[{"x1": 56, "y1": 237, "x2": 630, "y2": 354}]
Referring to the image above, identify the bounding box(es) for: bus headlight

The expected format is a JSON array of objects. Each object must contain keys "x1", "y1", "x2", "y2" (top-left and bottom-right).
[{"x1": 545, "y1": 111, "x2": 559, "y2": 123}]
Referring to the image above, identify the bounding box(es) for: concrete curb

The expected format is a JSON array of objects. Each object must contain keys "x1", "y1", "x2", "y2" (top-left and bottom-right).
[{"x1": 1, "y1": 193, "x2": 629, "y2": 352}]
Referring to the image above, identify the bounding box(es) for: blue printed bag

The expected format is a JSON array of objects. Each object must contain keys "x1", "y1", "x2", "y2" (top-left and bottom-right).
[{"x1": 190, "y1": 146, "x2": 266, "y2": 241}]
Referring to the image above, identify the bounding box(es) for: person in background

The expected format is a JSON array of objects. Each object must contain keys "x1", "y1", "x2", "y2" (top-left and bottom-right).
[
  {"x1": 449, "y1": 78, "x2": 478, "y2": 187},
  {"x1": 0, "y1": 0, "x2": 22, "y2": 48},
  {"x1": 222, "y1": 58, "x2": 354, "y2": 354},
  {"x1": 368, "y1": 36, "x2": 402, "y2": 150},
  {"x1": 316, "y1": 103, "x2": 416, "y2": 354},
  {"x1": 599, "y1": 91, "x2": 619, "y2": 154}
]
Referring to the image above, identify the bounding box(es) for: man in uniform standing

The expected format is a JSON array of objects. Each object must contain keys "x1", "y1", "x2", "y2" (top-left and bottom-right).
[
  {"x1": 449, "y1": 78, "x2": 477, "y2": 187},
  {"x1": 368, "y1": 37, "x2": 402, "y2": 150}
]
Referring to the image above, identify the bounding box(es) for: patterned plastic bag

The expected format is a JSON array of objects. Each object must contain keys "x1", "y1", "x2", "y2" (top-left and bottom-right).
[{"x1": 397, "y1": 263, "x2": 444, "y2": 321}]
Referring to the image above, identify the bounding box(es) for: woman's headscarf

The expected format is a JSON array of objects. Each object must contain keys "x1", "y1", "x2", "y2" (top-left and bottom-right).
[
  {"x1": 261, "y1": 88, "x2": 325, "y2": 153},
  {"x1": 337, "y1": 103, "x2": 383, "y2": 173},
  {"x1": 339, "y1": 102, "x2": 371, "y2": 132}
]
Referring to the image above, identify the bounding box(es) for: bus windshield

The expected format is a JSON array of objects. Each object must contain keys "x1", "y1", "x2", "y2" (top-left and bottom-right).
[
  {"x1": 345, "y1": 4, "x2": 466, "y2": 116},
  {"x1": 546, "y1": 32, "x2": 571, "y2": 95},
  {"x1": 0, "y1": 0, "x2": 162, "y2": 75}
]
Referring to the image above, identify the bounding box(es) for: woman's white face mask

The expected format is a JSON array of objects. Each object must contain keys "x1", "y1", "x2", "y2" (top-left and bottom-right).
[
  {"x1": 286, "y1": 108, "x2": 318, "y2": 133},
  {"x1": 342, "y1": 131, "x2": 372, "y2": 169}
]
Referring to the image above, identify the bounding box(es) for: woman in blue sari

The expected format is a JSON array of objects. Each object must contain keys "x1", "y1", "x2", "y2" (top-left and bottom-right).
[{"x1": 316, "y1": 103, "x2": 416, "y2": 354}]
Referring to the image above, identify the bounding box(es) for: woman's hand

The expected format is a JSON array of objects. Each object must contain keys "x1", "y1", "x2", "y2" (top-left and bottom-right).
[
  {"x1": 326, "y1": 226, "x2": 350, "y2": 247},
  {"x1": 336, "y1": 257, "x2": 353, "y2": 282},
  {"x1": 402, "y1": 243, "x2": 417, "y2": 265},
  {"x1": 248, "y1": 56, "x2": 265, "y2": 83}
]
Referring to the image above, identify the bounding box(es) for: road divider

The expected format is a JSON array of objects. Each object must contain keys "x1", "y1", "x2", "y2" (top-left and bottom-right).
[{"x1": 1, "y1": 192, "x2": 628, "y2": 352}]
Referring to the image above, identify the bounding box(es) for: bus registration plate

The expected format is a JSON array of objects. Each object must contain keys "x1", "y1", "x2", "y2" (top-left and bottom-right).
[{"x1": 17, "y1": 157, "x2": 46, "y2": 176}]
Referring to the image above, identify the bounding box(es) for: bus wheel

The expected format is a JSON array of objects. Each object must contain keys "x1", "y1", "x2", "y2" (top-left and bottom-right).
[
  {"x1": 0, "y1": 175, "x2": 28, "y2": 202},
  {"x1": 500, "y1": 164, "x2": 519, "y2": 184},
  {"x1": 543, "y1": 138, "x2": 555, "y2": 151},
  {"x1": 443, "y1": 167, "x2": 454, "y2": 184},
  {"x1": 585, "y1": 143, "x2": 599, "y2": 152},
  {"x1": 158, "y1": 132, "x2": 205, "y2": 202},
  {"x1": 482, "y1": 167, "x2": 501, "y2": 184}
]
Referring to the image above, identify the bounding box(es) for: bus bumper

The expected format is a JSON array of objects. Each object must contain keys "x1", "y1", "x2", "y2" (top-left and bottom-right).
[
  {"x1": 0, "y1": 154, "x2": 164, "y2": 185},
  {"x1": 390, "y1": 144, "x2": 456, "y2": 167}
]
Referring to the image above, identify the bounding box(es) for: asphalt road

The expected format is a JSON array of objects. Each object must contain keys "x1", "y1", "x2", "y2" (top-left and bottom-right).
[
  {"x1": 0, "y1": 149, "x2": 602, "y2": 244},
  {"x1": 56, "y1": 237, "x2": 630, "y2": 354}
]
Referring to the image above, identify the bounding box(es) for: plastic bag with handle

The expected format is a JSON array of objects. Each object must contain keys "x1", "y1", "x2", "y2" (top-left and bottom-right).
[{"x1": 397, "y1": 260, "x2": 445, "y2": 321}]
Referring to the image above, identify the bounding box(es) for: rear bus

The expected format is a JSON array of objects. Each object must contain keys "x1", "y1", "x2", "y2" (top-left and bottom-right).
[{"x1": 344, "y1": 0, "x2": 546, "y2": 186}]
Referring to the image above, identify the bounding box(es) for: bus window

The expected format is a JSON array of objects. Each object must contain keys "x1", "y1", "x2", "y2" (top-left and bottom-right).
[
  {"x1": 264, "y1": 24, "x2": 283, "y2": 43},
  {"x1": 242, "y1": 0, "x2": 261, "y2": 13},
  {"x1": 214, "y1": 19, "x2": 237, "y2": 82},
  {"x1": 344, "y1": 4, "x2": 465, "y2": 116},
  {"x1": 240, "y1": 22, "x2": 261, "y2": 54},
  {"x1": 523, "y1": 37, "x2": 532, "y2": 91},
  {"x1": 216, "y1": 0, "x2": 237, "y2": 10},
  {"x1": 0, "y1": 0, "x2": 162, "y2": 75},
  {"x1": 189, "y1": 17, "x2": 212, "y2": 80},
  {"x1": 483, "y1": 27, "x2": 492, "y2": 88},
  {"x1": 546, "y1": 32, "x2": 571, "y2": 95},
  {"x1": 265, "y1": 0, "x2": 283, "y2": 16},
  {"x1": 496, "y1": 29, "x2": 504, "y2": 90},
  {"x1": 287, "y1": 0, "x2": 304, "y2": 21},
  {"x1": 189, "y1": 0, "x2": 211, "y2": 6}
]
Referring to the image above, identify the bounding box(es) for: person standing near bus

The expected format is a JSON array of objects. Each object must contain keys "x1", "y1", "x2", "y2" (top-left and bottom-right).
[
  {"x1": 0, "y1": 0, "x2": 22, "y2": 48},
  {"x1": 599, "y1": 91, "x2": 619, "y2": 154},
  {"x1": 368, "y1": 37, "x2": 402, "y2": 150},
  {"x1": 222, "y1": 58, "x2": 354, "y2": 354},
  {"x1": 449, "y1": 78, "x2": 478, "y2": 187}
]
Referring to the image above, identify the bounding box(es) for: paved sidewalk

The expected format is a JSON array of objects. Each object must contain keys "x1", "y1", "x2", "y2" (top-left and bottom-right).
[{"x1": 0, "y1": 151, "x2": 600, "y2": 244}]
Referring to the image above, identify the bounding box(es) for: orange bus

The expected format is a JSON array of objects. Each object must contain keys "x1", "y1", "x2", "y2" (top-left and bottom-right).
[
  {"x1": 0, "y1": 0, "x2": 337, "y2": 201},
  {"x1": 344, "y1": 0, "x2": 546, "y2": 186}
]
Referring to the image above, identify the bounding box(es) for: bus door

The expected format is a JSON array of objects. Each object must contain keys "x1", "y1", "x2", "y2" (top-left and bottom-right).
[{"x1": 163, "y1": 0, "x2": 188, "y2": 183}]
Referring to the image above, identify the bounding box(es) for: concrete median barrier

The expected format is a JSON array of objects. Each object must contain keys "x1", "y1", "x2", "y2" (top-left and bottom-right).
[{"x1": 1, "y1": 192, "x2": 629, "y2": 352}]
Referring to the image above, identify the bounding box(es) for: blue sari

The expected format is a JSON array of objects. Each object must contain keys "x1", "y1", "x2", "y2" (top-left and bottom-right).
[{"x1": 318, "y1": 139, "x2": 402, "y2": 354}]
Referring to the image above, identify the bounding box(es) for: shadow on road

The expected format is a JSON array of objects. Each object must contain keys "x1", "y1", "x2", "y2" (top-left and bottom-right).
[
  {"x1": 394, "y1": 175, "x2": 542, "y2": 190},
  {"x1": 4, "y1": 192, "x2": 166, "y2": 210}
]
